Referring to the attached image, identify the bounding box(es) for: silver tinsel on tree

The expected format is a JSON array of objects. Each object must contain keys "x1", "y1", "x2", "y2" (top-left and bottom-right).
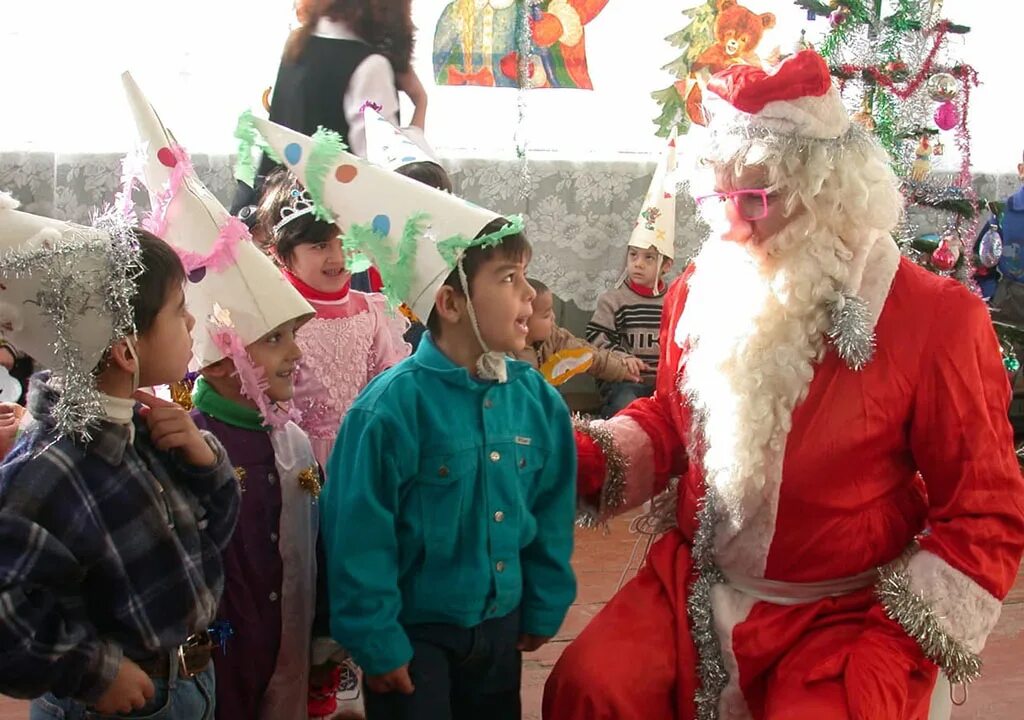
[{"x1": 800, "y1": 0, "x2": 983, "y2": 290}]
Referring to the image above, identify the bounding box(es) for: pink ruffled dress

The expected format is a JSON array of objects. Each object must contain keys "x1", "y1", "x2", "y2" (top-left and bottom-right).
[{"x1": 286, "y1": 270, "x2": 411, "y2": 469}]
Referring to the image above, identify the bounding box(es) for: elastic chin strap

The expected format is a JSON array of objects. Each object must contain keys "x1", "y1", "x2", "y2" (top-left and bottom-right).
[
  {"x1": 456, "y1": 258, "x2": 508, "y2": 384},
  {"x1": 123, "y1": 335, "x2": 141, "y2": 394}
]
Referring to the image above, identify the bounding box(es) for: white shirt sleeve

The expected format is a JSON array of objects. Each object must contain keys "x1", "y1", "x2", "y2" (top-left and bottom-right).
[{"x1": 343, "y1": 53, "x2": 400, "y2": 158}]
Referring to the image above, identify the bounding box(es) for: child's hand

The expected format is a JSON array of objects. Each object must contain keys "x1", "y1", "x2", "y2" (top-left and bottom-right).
[
  {"x1": 623, "y1": 357, "x2": 649, "y2": 382},
  {"x1": 366, "y1": 664, "x2": 415, "y2": 695},
  {"x1": 92, "y1": 657, "x2": 155, "y2": 714},
  {"x1": 516, "y1": 634, "x2": 551, "y2": 652},
  {"x1": 0, "y1": 402, "x2": 25, "y2": 458},
  {"x1": 133, "y1": 390, "x2": 217, "y2": 468}
]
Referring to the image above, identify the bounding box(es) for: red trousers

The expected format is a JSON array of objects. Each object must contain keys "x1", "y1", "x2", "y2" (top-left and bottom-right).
[{"x1": 543, "y1": 531, "x2": 938, "y2": 720}]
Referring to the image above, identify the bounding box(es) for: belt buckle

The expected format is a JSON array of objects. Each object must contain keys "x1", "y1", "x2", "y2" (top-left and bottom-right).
[{"x1": 177, "y1": 631, "x2": 211, "y2": 678}]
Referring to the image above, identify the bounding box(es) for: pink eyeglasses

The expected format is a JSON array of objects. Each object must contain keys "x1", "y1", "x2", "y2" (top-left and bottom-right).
[{"x1": 695, "y1": 189, "x2": 775, "y2": 222}]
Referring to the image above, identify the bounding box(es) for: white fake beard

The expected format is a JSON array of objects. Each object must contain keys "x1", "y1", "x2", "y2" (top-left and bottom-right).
[{"x1": 677, "y1": 214, "x2": 853, "y2": 538}]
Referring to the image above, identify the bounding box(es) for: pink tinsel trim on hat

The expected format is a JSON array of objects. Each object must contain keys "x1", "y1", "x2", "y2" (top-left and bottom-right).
[
  {"x1": 142, "y1": 145, "x2": 193, "y2": 238},
  {"x1": 208, "y1": 324, "x2": 302, "y2": 430},
  {"x1": 359, "y1": 100, "x2": 383, "y2": 114},
  {"x1": 175, "y1": 215, "x2": 250, "y2": 274}
]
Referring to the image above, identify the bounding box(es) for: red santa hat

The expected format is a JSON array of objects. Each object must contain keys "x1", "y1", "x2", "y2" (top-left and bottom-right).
[{"x1": 705, "y1": 50, "x2": 850, "y2": 140}]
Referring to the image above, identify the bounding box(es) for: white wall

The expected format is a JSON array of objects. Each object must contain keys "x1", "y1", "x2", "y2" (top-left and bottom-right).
[{"x1": 0, "y1": 0, "x2": 1017, "y2": 173}]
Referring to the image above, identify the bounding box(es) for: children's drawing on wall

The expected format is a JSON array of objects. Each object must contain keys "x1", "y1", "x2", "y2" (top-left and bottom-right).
[
  {"x1": 652, "y1": 0, "x2": 778, "y2": 137},
  {"x1": 432, "y1": 0, "x2": 609, "y2": 89}
]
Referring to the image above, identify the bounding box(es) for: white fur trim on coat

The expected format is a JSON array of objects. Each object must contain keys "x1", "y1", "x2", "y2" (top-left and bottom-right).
[
  {"x1": 601, "y1": 414, "x2": 659, "y2": 514},
  {"x1": 906, "y1": 550, "x2": 1002, "y2": 655},
  {"x1": 711, "y1": 583, "x2": 757, "y2": 720}
]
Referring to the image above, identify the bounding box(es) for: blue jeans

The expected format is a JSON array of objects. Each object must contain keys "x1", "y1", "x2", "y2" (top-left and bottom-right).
[
  {"x1": 30, "y1": 661, "x2": 215, "y2": 720},
  {"x1": 364, "y1": 609, "x2": 522, "y2": 720},
  {"x1": 599, "y1": 381, "x2": 654, "y2": 418}
]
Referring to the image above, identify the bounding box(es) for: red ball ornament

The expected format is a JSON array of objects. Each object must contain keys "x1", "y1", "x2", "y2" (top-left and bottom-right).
[
  {"x1": 930, "y1": 238, "x2": 958, "y2": 271},
  {"x1": 934, "y1": 101, "x2": 959, "y2": 131},
  {"x1": 830, "y1": 8, "x2": 849, "y2": 27}
]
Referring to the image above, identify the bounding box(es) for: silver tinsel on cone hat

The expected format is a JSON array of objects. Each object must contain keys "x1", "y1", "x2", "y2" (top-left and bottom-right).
[{"x1": 0, "y1": 191, "x2": 142, "y2": 438}]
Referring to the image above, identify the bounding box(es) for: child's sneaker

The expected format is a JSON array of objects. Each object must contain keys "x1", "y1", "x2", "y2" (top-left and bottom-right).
[{"x1": 333, "y1": 658, "x2": 365, "y2": 719}]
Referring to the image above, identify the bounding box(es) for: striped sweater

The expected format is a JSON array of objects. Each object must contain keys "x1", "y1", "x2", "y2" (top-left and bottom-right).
[{"x1": 585, "y1": 281, "x2": 666, "y2": 383}]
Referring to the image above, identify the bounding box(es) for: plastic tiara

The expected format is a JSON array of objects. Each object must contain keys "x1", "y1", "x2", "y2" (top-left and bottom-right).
[{"x1": 273, "y1": 186, "x2": 316, "y2": 233}]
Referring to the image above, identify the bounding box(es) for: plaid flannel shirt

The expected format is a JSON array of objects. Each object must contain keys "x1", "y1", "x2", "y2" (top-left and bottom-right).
[{"x1": 0, "y1": 375, "x2": 240, "y2": 702}]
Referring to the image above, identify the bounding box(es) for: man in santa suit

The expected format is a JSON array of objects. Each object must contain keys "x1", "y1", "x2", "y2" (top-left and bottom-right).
[{"x1": 543, "y1": 50, "x2": 1024, "y2": 720}]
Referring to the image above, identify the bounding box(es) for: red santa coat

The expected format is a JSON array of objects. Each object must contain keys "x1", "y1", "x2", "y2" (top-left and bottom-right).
[{"x1": 545, "y1": 240, "x2": 1024, "y2": 720}]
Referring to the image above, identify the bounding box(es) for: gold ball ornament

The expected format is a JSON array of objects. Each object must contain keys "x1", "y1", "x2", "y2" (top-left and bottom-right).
[{"x1": 926, "y1": 73, "x2": 958, "y2": 102}]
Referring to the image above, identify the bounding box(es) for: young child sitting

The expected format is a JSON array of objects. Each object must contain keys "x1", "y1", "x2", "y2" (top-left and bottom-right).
[
  {"x1": 586, "y1": 133, "x2": 678, "y2": 416},
  {"x1": 122, "y1": 73, "x2": 330, "y2": 720},
  {"x1": 0, "y1": 196, "x2": 240, "y2": 719},
  {"x1": 250, "y1": 117, "x2": 578, "y2": 720},
  {"x1": 515, "y1": 278, "x2": 647, "y2": 386}
]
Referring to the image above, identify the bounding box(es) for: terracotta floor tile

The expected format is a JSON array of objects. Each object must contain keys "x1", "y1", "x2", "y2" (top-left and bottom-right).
[{"x1": 4, "y1": 521, "x2": 1021, "y2": 720}]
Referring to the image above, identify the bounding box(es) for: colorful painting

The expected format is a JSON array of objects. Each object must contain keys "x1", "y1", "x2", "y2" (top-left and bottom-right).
[
  {"x1": 652, "y1": 0, "x2": 777, "y2": 137},
  {"x1": 432, "y1": 0, "x2": 610, "y2": 89}
]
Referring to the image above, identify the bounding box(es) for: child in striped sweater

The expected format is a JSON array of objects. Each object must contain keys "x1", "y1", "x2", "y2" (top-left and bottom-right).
[
  {"x1": 586, "y1": 244, "x2": 672, "y2": 416},
  {"x1": 587, "y1": 131, "x2": 678, "y2": 417}
]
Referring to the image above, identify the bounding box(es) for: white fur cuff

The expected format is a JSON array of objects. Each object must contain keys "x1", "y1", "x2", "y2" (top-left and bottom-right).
[
  {"x1": 906, "y1": 551, "x2": 1002, "y2": 655},
  {"x1": 877, "y1": 549, "x2": 1002, "y2": 684}
]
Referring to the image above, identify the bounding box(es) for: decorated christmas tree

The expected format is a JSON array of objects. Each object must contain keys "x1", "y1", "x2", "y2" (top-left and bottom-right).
[{"x1": 796, "y1": 0, "x2": 1021, "y2": 371}]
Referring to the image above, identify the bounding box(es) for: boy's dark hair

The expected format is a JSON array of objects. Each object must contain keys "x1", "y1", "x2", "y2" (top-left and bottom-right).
[
  {"x1": 255, "y1": 167, "x2": 337, "y2": 264},
  {"x1": 426, "y1": 218, "x2": 531, "y2": 336},
  {"x1": 527, "y1": 278, "x2": 550, "y2": 295},
  {"x1": 133, "y1": 229, "x2": 186, "y2": 335},
  {"x1": 396, "y1": 161, "x2": 454, "y2": 193}
]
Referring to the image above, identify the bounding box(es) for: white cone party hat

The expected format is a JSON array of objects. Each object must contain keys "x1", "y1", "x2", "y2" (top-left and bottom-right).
[
  {"x1": 0, "y1": 191, "x2": 140, "y2": 436},
  {"x1": 241, "y1": 115, "x2": 521, "y2": 322},
  {"x1": 122, "y1": 72, "x2": 314, "y2": 373},
  {"x1": 363, "y1": 104, "x2": 441, "y2": 172},
  {"x1": 628, "y1": 129, "x2": 678, "y2": 260}
]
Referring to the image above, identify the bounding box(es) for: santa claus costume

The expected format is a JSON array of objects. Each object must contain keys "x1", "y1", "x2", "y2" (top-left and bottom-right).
[{"x1": 543, "y1": 50, "x2": 1024, "y2": 720}]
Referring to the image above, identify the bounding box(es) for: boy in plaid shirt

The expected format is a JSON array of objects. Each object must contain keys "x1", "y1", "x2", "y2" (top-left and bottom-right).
[{"x1": 0, "y1": 197, "x2": 240, "y2": 719}]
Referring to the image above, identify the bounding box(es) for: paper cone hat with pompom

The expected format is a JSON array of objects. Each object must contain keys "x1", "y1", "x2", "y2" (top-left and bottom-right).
[
  {"x1": 628, "y1": 129, "x2": 677, "y2": 260},
  {"x1": 121, "y1": 72, "x2": 313, "y2": 373},
  {"x1": 0, "y1": 191, "x2": 140, "y2": 437},
  {"x1": 242, "y1": 115, "x2": 521, "y2": 322},
  {"x1": 363, "y1": 105, "x2": 441, "y2": 173}
]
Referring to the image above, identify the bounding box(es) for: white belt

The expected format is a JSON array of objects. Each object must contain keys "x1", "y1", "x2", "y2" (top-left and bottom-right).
[{"x1": 722, "y1": 568, "x2": 878, "y2": 606}]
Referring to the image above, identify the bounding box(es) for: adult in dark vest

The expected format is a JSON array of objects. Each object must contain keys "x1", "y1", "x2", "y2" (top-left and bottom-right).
[{"x1": 231, "y1": 0, "x2": 427, "y2": 215}]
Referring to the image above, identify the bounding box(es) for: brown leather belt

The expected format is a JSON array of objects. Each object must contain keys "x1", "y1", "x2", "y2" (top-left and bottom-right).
[{"x1": 134, "y1": 631, "x2": 214, "y2": 678}]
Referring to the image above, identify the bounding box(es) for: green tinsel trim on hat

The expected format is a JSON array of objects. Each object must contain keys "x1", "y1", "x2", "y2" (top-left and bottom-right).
[
  {"x1": 233, "y1": 110, "x2": 282, "y2": 186},
  {"x1": 436, "y1": 214, "x2": 525, "y2": 268},
  {"x1": 306, "y1": 127, "x2": 347, "y2": 224},
  {"x1": 342, "y1": 212, "x2": 428, "y2": 310},
  {"x1": 347, "y1": 253, "x2": 372, "y2": 274}
]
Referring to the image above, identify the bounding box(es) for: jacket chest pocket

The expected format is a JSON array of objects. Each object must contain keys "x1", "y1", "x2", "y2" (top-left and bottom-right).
[
  {"x1": 513, "y1": 442, "x2": 547, "y2": 500},
  {"x1": 416, "y1": 450, "x2": 477, "y2": 550}
]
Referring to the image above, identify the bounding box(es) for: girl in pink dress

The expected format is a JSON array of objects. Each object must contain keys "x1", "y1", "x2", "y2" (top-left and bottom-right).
[{"x1": 256, "y1": 168, "x2": 411, "y2": 470}]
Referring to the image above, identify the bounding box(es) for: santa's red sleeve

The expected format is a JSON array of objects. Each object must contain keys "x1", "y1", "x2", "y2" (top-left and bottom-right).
[
  {"x1": 574, "y1": 270, "x2": 691, "y2": 527},
  {"x1": 880, "y1": 281, "x2": 1024, "y2": 685}
]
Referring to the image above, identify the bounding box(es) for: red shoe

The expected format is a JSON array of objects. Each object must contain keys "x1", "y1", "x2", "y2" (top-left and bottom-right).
[{"x1": 307, "y1": 665, "x2": 342, "y2": 718}]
